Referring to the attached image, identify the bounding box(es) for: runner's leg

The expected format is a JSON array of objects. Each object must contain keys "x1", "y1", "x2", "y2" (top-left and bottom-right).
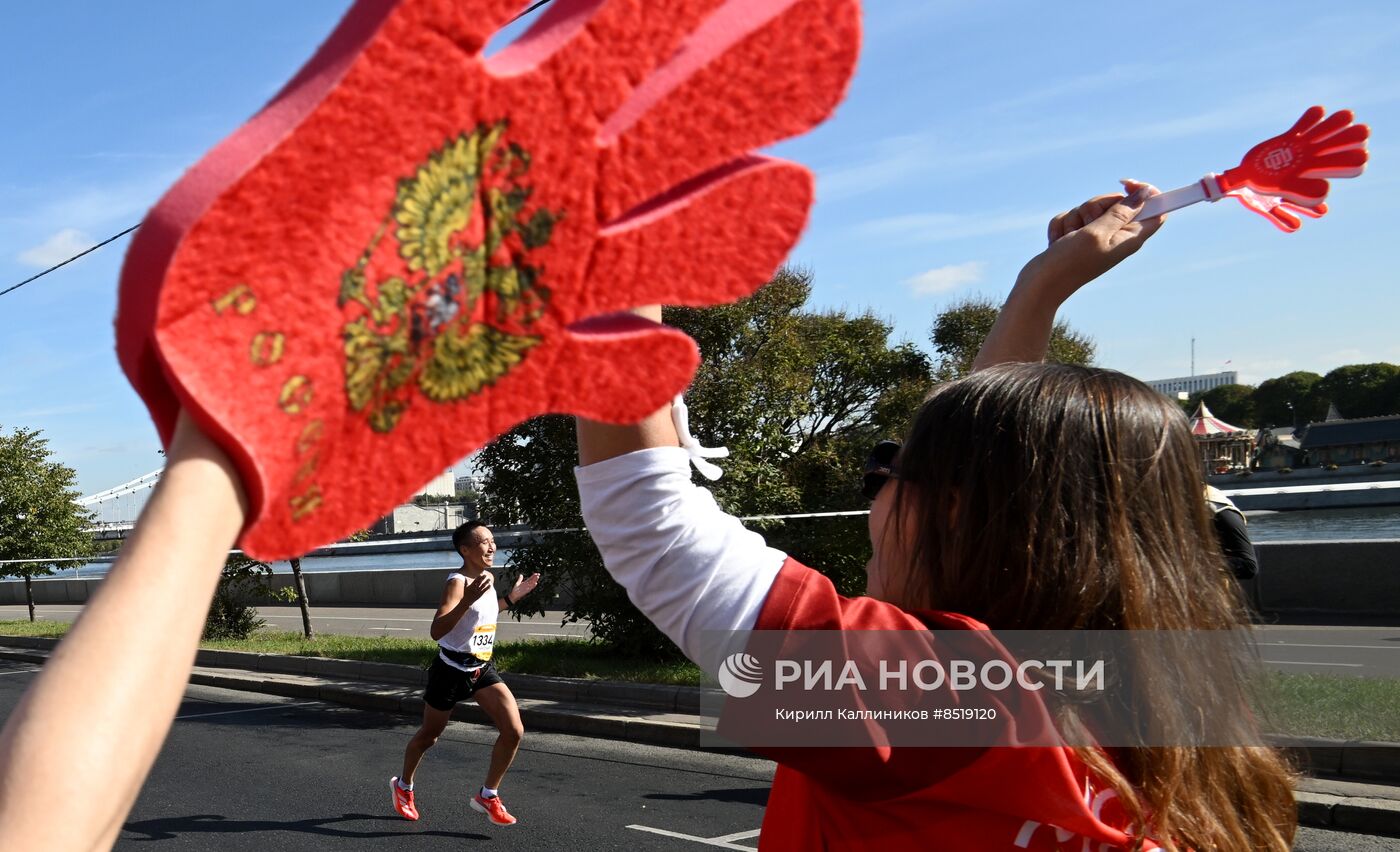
[
  {"x1": 402, "y1": 703, "x2": 452, "y2": 784},
  {"x1": 474, "y1": 682, "x2": 524, "y2": 789}
]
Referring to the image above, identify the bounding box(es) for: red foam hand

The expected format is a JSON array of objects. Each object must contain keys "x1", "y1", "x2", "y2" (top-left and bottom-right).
[
  {"x1": 1227, "y1": 187, "x2": 1328, "y2": 234},
  {"x1": 116, "y1": 0, "x2": 861, "y2": 559},
  {"x1": 1217, "y1": 106, "x2": 1369, "y2": 207}
]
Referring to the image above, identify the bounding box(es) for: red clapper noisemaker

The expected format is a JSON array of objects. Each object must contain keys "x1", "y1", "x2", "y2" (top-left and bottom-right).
[
  {"x1": 115, "y1": 0, "x2": 862, "y2": 559},
  {"x1": 1136, "y1": 106, "x2": 1370, "y2": 232}
]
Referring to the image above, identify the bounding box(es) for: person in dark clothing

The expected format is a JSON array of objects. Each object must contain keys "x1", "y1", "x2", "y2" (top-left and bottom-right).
[{"x1": 1206, "y1": 485, "x2": 1259, "y2": 580}]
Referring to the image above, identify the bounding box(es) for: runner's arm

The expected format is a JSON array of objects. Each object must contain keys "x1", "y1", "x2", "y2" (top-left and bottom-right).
[{"x1": 430, "y1": 574, "x2": 490, "y2": 641}]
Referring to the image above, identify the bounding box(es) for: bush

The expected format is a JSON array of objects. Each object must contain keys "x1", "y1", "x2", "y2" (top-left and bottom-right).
[
  {"x1": 203, "y1": 593, "x2": 267, "y2": 641},
  {"x1": 203, "y1": 554, "x2": 291, "y2": 641}
]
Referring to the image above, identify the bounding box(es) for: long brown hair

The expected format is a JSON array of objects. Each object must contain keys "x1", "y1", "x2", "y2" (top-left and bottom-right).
[{"x1": 891, "y1": 363, "x2": 1295, "y2": 851}]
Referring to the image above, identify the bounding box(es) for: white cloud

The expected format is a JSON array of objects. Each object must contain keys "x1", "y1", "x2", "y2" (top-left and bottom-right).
[
  {"x1": 17, "y1": 228, "x2": 94, "y2": 268},
  {"x1": 816, "y1": 132, "x2": 932, "y2": 202},
  {"x1": 905, "y1": 261, "x2": 986, "y2": 296},
  {"x1": 0, "y1": 168, "x2": 177, "y2": 241}
]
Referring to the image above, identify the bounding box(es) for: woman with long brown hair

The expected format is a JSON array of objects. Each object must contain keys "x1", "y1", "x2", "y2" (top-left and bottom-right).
[{"x1": 574, "y1": 184, "x2": 1296, "y2": 850}]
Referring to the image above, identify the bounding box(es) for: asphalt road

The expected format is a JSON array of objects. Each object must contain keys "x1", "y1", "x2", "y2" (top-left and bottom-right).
[
  {"x1": 0, "y1": 659, "x2": 769, "y2": 851},
  {"x1": 1252, "y1": 624, "x2": 1400, "y2": 678},
  {"x1": 0, "y1": 660, "x2": 1390, "y2": 850}
]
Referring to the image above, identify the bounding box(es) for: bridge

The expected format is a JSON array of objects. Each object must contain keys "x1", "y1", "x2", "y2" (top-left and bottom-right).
[{"x1": 77, "y1": 469, "x2": 161, "y2": 538}]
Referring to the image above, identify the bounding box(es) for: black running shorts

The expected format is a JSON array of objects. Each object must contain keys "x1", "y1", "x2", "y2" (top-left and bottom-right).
[{"x1": 423, "y1": 655, "x2": 504, "y2": 711}]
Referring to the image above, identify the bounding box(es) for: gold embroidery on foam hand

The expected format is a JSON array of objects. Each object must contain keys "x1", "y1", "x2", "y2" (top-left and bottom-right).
[
  {"x1": 278, "y1": 375, "x2": 313, "y2": 416},
  {"x1": 212, "y1": 283, "x2": 257, "y2": 316},
  {"x1": 278, "y1": 371, "x2": 324, "y2": 520},
  {"x1": 209, "y1": 282, "x2": 326, "y2": 525},
  {"x1": 338, "y1": 120, "x2": 561, "y2": 434},
  {"x1": 250, "y1": 332, "x2": 285, "y2": 367},
  {"x1": 290, "y1": 485, "x2": 323, "y2": 522}
]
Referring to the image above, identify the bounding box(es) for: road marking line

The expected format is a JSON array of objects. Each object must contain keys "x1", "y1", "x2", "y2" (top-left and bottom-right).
[
  {"x1": 260, "y1": 615, "x2": 427, "y2": 623},
  {"x1": 0, "y1": 668, "x2": 39, "y2": 676},
  {"x1": 369, "y1": 627, "x2": 411, "y2": 631},
  {"x1": 526, "y1": 633, "x2": 586, "y2": 638},
  {"x1": 626, "y1": 825, "x2": 760, "y2": 850},
  {"x1": 176, "y1": 701, "x2": 320, "y2": 720},
  {"x1": 1265, "y1": 642, "x2": 1400, "y2": 651},
  {"x1": 1262, "y1": 661, "x2": 1365, "y2": 668}
]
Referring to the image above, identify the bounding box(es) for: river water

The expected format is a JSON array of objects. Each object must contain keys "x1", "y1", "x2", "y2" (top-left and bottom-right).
[
  {"x1": 1243, "y1": 506, "x2": 1399, "y2": 542},
  {"x1": 40, "y1": 507, "x2": 1398, "y2": 579}
]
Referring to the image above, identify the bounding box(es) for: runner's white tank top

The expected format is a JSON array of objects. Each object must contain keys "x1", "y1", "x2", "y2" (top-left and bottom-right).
[{"x1": 437, "y1": 572, "x2": 499, "y2": 670}]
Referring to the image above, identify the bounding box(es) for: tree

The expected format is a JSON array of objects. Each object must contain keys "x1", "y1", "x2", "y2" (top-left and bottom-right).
[
  {"x1": 929, "y1": 295, "x2": 1095, "y2": 380},
  {"x1": 1382, "y1": 372, "x2": 1400, "y2": 420},
  {"x1": 0, "y1": 427, "x2": 93, "y2": 621},
  {"x1": 288, "y1": 529, "x2": 370, "y2": 640},
  {"x1": 671, "y1": 268, "x2": 932, "y2": 591},
  {"x1": 476, "y1": 267, "x2": 933, "y2": 656},
  {"x1": 204, "y1": 554, "x2": 293, "y2": 641},
  {"x1": 288, "y1": 556, "x2": 313, "y2": 640},
  {"x1": 1252, "y1": 371, "x2": 1324, "y2": 427},
  {"x1": 1313, "y1": 363, "x2": 1400, "y2": 419},
  {"x1": 1186, "y1": 384, "x2": 1258, "y2": 428}
]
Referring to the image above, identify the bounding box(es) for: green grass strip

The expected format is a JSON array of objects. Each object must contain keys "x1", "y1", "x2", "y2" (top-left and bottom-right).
[{"x1": 2, "y1": 621, "x2": 1394, "y2": 735}]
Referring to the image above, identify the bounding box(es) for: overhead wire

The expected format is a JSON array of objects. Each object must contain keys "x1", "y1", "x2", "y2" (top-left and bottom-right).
[
  {"x1": 0, "y1": 224, "x2": 140, "y2": 299},
  {"x1": 2, "y1": 0, "x2": 557, "y2": 301}
]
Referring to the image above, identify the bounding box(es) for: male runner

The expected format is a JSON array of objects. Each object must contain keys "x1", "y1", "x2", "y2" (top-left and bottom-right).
[{"x1": 391, "y1": 520, "x2": 540, "y2": 826}]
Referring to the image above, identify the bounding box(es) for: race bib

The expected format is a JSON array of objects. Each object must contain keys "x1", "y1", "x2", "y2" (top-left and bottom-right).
[{"x1": 469, "y1": 624, "x2": 497, "y2": 661}]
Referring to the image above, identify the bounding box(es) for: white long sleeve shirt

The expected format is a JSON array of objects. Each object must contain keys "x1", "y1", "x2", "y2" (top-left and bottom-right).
[{"x1": 575, "y1": 446, "x2": 785, "y2": 675}]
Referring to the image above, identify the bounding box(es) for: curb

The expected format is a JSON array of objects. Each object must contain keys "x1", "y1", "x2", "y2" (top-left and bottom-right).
[
  {"x1": 1297, "y1": 785, "x2": 1400, "y2": 838},
  {"x1": 0, "y1": 645, "x2": 708, "y2": 753},
  {"x1": 1274, "y1": 735, "x2": 1400, "y2": 786},
  {"x1": 0, "y1": 636, "x2": 713, "y2": 714}
]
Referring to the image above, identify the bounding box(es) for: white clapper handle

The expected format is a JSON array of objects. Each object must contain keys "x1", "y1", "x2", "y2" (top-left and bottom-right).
[{"x1": 1134, "y1": 174, "x2": 1225, "y2": 221}]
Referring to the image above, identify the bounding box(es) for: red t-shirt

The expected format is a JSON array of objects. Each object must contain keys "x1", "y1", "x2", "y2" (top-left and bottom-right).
[{"x1": 748, "y1": 558, "x2": 1162, "y2": 852}]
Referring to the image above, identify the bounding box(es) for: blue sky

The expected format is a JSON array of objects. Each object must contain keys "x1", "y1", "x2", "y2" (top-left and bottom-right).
[{"x1": 3, "y1": 1, "x2": 1398, "y2": 495}]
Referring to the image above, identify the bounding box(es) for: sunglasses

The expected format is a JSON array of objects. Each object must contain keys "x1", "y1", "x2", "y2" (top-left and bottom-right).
[{"x1": 862, "y1": 440, "x2": 902, "y2": 501}]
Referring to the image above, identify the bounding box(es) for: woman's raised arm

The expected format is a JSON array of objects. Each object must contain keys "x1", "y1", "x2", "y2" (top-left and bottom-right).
[
  {"x1": 972, "y1": 183, "x2": 1166, "y2": 373},
  {"x1": 0, "y1": 412, "x2": 246, "y2": 850}
]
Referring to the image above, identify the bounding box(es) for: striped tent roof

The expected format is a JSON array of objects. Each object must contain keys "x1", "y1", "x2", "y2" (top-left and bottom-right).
[{"x1": 1189, "y1": 402, "x2": 1243, "y2": 436}]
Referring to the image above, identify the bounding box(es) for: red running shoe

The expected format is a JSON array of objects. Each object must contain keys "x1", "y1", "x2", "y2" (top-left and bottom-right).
[
  {"x1": 390, "y1": 777, "x2": 419, "y2": 821},
  {"x1": 471, "y1": 791, "x2": 517, "y2": 826}
]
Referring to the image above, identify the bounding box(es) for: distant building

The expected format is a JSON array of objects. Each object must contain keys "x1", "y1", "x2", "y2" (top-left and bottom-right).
[
  {"x1": 1297, "y1": 415, "x2": 1400, "y2": 466},
  {"x1": 363, "y1": 470, "x2": 479, "y2": 535},
  {"x1": 1146, "y1": 371, "x2": 1239, "y2": 398},
  {"x1": 1254, "y1": 427, "x2": 1302, "y2": 470},
  {"x1": 415, "y1": 469, "x2": 456, "y2": 498},
  {"x1": 455, "y1": 474, "x2": 484, "y2": 497}
]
